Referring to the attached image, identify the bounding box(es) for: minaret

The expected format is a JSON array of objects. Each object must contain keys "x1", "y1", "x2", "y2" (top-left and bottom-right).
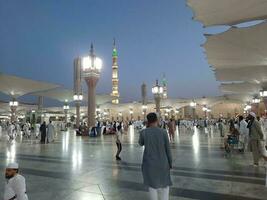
[
  {"x1": 141, "y1": 82, "x2": 147, "y2": 105},
  {"x1": 111, "y1": 39, "x2": 120, "y2": 104},
  {"x1": 162, "y1": 73, "x2": 168, "y2": 99}
]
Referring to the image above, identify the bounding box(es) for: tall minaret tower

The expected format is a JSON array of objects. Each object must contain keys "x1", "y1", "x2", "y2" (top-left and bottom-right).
[
  {"x1": 111, "y1": 39, "x2": 120, "y2": 104},
  {"x1": 162, "y1": 73, "x2": 168, "y2": 99}
]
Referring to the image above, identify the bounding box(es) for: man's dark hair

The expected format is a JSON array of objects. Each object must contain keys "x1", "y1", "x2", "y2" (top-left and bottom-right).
[
  {"x1": 147, "y1": 113, "x2": 158, "y2": 124},
  {"x1": 239, "y1": 115, "x2": 244, "y2": 121}
]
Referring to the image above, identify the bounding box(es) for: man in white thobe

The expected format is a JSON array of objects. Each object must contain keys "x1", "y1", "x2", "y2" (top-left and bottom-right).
[
  {"x1": 238, "y1": 115, "x2": 249, "y2": 151},
  {"x1": 35, "y1": 123, "x2": 40, "y2": 138},
  {"x1": 4, "y1": 162, "x2": 28, "y2": 200},
  {"x1": 47, "y1": 121, "x2": 55, "y2": 143},
  {"x1": 8, "y1": 123, "x2": 16, "y2": 142},
  {"x1": 0, "y1": 124, "x2": 2, "y2": 139}
]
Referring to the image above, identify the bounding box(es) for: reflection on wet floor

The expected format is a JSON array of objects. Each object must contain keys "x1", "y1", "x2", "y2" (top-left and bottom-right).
[{"x1": 0, "y1": 125, "x2": 266, "y2": 200}]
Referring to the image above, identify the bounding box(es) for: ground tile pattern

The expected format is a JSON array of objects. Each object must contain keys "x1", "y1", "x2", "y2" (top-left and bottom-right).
[{"x1": 0, "y1": 127, "x2": 266, "y2": 200}]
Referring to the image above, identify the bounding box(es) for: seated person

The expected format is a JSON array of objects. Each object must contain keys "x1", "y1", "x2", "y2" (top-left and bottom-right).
[{"x1": 224, "y1": 125, "x2": 240, "y2": 150}]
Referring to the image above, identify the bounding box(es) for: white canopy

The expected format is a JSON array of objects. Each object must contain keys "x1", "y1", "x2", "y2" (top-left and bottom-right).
[
  {"x1": 204, "y1": 22, "x2": 267, "y2": 69},
  {"x1": 220, "y1": 82, "x2": 262, "y2": 95},
  {"x1": 0, "y1": 73, "x2": 60, "y2": 98},
  {"x1": 0, "y1": 101, "x2": 38, "y2": 114},
  {"x1": 33, "y1": 88, "x2": 113, "y2": 105},
  {"x1": 187, "y1": 0, "x2": 267, "y2": 27},
  {"x1": 214, "y1": 66, "x2": 267, "y2": 83},
  {"x1": 33, "y1": 88, "x2": 74, "y2": 102},
  {"x1": 160, "y1": 96, "x2": 244, "y2": 108},
  {"x1": 161, "y1": 99, "x2": 191, "y2": 109}
]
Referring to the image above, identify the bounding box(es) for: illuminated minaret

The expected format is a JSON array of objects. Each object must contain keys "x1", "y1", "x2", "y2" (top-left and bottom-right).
[
  {"x1": 111, "y1": 39, "x2": 120, "y2": 104},
  {"x1": 162, "y1": 73, "x2": 168, "y2": 99}
]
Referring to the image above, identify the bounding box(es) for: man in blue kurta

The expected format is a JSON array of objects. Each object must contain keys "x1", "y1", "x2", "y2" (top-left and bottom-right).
[{"x1": 139, "y1": 112, "x2": 172, "y2": 200}]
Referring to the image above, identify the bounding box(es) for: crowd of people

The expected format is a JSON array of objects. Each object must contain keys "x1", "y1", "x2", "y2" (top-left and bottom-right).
[
  {"x1": 2, "y1": 111, "x2": 267, "y2": 200},
  {"x1": 222, "y1": 112, "x2": 267, "y2": 166},
  {"x1": 0, "y1": 120, "x2": 56, "y2": 144}
]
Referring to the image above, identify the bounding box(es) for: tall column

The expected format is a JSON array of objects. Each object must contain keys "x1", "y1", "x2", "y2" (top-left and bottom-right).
[
  {"x1": 74, "y1": 57, "x2": 82, "y2": 128},
  {"x1": 64, "y1": 110, "x2": 68, "y2": 123},
  {"x1": 192, "y1": 107, "x2": 196, "y2": 120},
  {"x1": 155, "y1": 96, "x2": 161, "y2": 114},
  {"x1": 85, "y1": 77, "x2": 98, "y2": 127},
  {"x1": 81, "y1": 44, "x2": 102, "y2": 128},
  {"x1": 9, "y1": 99, "x2": 18, "y2": 122},
  {"x1": 38, "y1": 96, "x2": 44, "y2": 123},
  {"x1": 152, "y1": 80, "x2": 163, "y2": 117},
  {"x1": 10, "y1": 106, "x2": 17, "y2": 122},
  {"x1": 141, "y1": 82, "x2": 147, "y2": 105},
  {"x1": 76, "y1": 102, "x2": 80, "y2": 127}
]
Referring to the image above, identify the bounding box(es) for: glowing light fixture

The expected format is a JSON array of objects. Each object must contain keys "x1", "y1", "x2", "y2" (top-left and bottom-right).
[
  {"x1": 152, "y1": 80, "x2": 163, "y2": 95},
  {"x1": 9, "y1": 101, "x2": 18, "y2": 107},
  {"x1": 244, "y1": 104, "x2": 252, "y2": 111},
  {"x1": 73, "y1": 94, "x2": 83, "y2": 101},
  {"x1": 63, "y1": 105, "x2": 70, "y2": 110},
  {"x1": 252, "y1": 98, "x2": 260, "y2": 104},
  {"x1": 190, "y1": 101, "x2": 196, "y2": 107},
  {"x1": 260, "y1": 90, "x2": 267, "y2": 97},
  {"x1": 142, "y1": 105, "x2": 148, "y2": 110},
  {"x1": 82, "y1": 56, "x2": 102, "y2": 72}
]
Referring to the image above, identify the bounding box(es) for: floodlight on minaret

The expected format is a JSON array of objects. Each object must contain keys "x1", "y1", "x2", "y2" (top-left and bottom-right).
[{"x1": 111, "y1": 38, "x2": 120, "y2": 104}]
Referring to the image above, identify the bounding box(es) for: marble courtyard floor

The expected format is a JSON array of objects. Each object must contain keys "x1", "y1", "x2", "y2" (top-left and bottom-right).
[{"x1": 0, "y1": 126, "x2": 266, "y2": 200}]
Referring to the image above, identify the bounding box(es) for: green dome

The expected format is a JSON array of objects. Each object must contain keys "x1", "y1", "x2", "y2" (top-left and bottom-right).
[{"x1": 112, "y1": 48, "x2": 118, "y2": 57}]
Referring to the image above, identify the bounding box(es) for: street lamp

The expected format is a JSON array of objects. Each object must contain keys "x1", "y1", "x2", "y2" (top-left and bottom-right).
[
  {"x1": 82, "y1": 43, "x2": 103, "y2": 128},
  {"x1": 142, "y1": 105, "x2": 148, "y2": 119},
  {"x1": 260, "y1": 90, "x2": 267, "y2": 97},
  {"x1": 165, "y1": 108, "x2": 171, "y2": 119},
  {"x1": 175, "y1": 109, "x2": 179, "y2": 120},
  {"x1": 244, "y1": 104, "x2": 252, "y2": 111},
  {"x1": 190, "y1": 100, "x2": 197, "y2": 120},
  {"x1": 190, "y1": 101, "x2": 196, "y2": 107},
  {"x1": 73, "y1": 94, "x2": 83, "y2": 127},
  {"x1": 202, "y1": 106, "x2": 207, "y2": 118},
  {"x1": 9, "y1": 99, "x2": 18, "y2": 122},
  {"x1": 152, "y1": 80, "x2": 163, "y2": 115},
  {"x1": 63, "y1": 100, "x2": 70, "y2": 123},
  {"x1": 73, "y1": 94, "x2": 83, "y2": 101},
  {"x1": 129, "y1": 109, "x2": 134, "y2": 120},
  {"x1": 252, "y1": 98, "x2": 260, "y2": 104}
]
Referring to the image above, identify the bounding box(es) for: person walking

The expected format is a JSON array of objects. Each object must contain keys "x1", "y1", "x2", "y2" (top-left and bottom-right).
[
  {"x1": 218, "y1": 119, "x2": 224, "y2": 137},
  {"x1": 139, "y1": 113, "x2": 172, "y2": 200},
  {"x1": 47, "y1": 121, "x2": 55, "y2": 143},
  {"x1": 238, "y1": 115, "x2": 249, "y2": 151},
  {"x1": 115, "y1": 121, "x2": 122, "y2": 160},
  {"x1": 4, "y1": 162, "x2": 28, "y2": 200},
  {"x1": 247, "y1": 112, "x2": 264, "y2": 166},
  {"x1": 167, "y1": 118, "x2": 176, "y2": 142},
  {"x1": 8, "y1": 123, "x2": 16, "y2": 142},
  {"x1": 40, "y1": 121, "x2": 47, "y2": 144}
]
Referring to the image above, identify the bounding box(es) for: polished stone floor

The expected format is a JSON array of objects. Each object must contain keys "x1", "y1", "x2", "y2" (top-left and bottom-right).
[{"x1": 0, "y1": 126, "x2": 267, "y2": 200}]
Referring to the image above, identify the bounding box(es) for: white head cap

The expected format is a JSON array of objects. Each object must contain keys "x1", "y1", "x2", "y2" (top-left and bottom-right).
[
  {"x1": 6, "y1": 162, "x2": 19, "y2": 169},
  {"x1": 249, "y1": 112, "x2": 256, "y2": 118}
]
